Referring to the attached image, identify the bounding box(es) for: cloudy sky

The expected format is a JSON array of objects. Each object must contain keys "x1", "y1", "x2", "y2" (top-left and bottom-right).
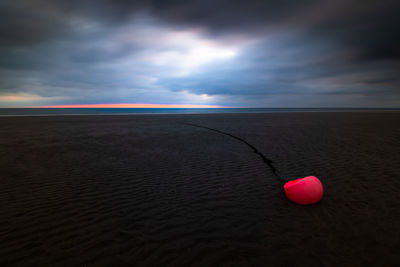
[{"x1": 0, "y1": 0, "x2": 399, "y2": 107}]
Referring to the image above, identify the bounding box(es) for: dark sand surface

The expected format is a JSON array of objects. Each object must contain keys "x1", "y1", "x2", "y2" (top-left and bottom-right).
[{"x1": 0, "y1": 112, "x2": 399, "y2": 266}]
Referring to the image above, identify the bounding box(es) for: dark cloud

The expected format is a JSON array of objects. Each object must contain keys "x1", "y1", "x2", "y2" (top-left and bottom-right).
[
  {"x1": 304, "y1": 1, "x2": 400, "y2": 63},
  {"x1": 0, "y1": 3, "x2": 67, "y2": 47}
]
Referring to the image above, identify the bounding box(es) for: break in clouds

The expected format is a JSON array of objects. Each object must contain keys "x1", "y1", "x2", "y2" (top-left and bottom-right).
[{"x1": 0, "y1": 0, "x2": 399, "y2": 107}]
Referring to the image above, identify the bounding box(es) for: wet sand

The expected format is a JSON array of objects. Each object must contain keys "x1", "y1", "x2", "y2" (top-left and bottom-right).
[{"x1": 0, "y1": 112, "x2": 399, "y2": 266}]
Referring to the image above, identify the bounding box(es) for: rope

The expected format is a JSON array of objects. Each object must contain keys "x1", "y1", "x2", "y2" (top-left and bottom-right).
[{"x1": 180, "y1": 122, "x2": 289, "y2": 184}]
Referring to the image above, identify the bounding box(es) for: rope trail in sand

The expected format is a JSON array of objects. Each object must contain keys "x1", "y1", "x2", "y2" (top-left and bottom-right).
[{"x1": 180, "y1": 122, "x2": 288, "y2": 183}]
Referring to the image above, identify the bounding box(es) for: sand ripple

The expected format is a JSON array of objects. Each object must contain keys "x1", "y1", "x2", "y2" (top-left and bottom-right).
[{"x1": 0, "y1": 113, "x2": 399, "y2": 266}]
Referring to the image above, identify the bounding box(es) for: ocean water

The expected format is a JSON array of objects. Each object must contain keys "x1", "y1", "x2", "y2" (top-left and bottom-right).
[{"x1": 0, "y1": 108, "x2": 398, "y2": 116}]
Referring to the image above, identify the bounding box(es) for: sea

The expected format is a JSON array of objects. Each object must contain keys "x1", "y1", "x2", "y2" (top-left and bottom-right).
[{"x1": 0, "y1": 108, "x2": 398, "y2": 116}]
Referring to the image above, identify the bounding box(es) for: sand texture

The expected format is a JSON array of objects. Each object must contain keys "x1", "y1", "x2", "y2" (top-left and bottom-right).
[{"x1": 0, "y1": 112, "x2": 399, "y2": 266}]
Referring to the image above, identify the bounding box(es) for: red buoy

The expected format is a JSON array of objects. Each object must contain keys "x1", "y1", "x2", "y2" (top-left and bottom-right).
[{"x1": 284, "y1": 176, "x2": 323, "y2": 205}]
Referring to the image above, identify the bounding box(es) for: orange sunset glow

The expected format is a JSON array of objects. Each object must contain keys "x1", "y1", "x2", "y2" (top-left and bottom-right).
[{"x1": 36, "y1": 103, "x2": 226, "y2": 108}]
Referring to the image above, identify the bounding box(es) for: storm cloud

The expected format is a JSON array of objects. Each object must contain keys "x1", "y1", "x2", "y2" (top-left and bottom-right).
[{"x1": 0, "y1": 0, "x2": 399, "y2": 107}]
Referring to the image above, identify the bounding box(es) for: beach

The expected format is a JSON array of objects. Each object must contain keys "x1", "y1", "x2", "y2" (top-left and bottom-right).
[{"x1": 0, "y1": 112, "x2": 399, "y2": 266}]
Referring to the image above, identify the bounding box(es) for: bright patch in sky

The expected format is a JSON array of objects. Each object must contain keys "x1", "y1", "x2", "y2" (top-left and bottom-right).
[
  {"x1": 150, "y1": 45, "x2": 237, "y2": 76},
  {"x1": 142, "y1": 28, "x2": 239, "y2": 76}
]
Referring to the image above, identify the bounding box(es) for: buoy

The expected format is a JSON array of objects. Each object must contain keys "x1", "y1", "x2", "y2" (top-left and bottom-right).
[
  {"x1": 181, "y1": 123, "x2": 325, "y2": 205},
  {"x1": 284, "y1": 176, "x2": 323, "y2": 205}
]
